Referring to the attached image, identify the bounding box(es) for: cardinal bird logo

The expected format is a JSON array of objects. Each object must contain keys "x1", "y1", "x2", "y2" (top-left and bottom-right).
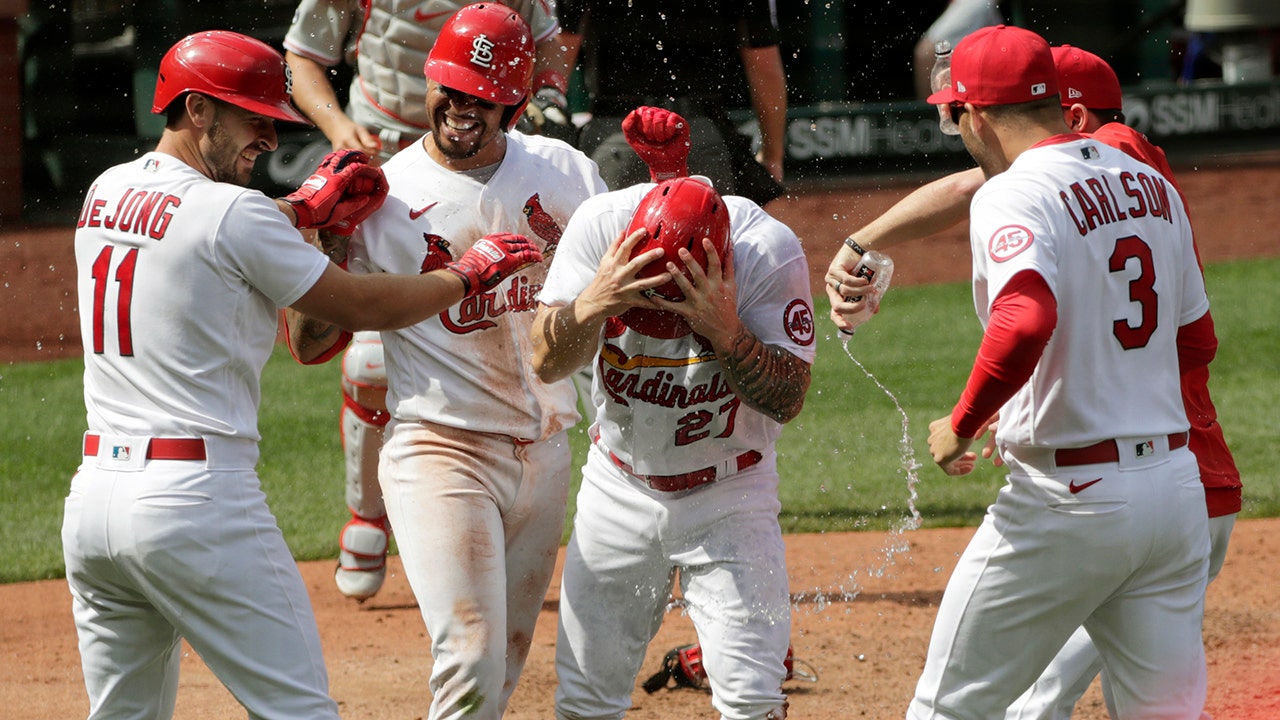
[
  {"x1": 522, "y1": 193, "x2": 563, "y2": 253},
  {"x1": 419, "y1": 233, "x2": 453, "y2": 274}
]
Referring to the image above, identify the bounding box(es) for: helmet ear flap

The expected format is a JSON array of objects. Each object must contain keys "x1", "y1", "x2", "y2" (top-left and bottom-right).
[{"x1": 502, "y1": 96, "x2": 530, "y2": 130}]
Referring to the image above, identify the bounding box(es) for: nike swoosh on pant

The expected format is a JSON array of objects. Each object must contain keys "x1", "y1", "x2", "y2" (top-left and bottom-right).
[{"x1": 1068, "y1": 478, "x2": 1103, "y2": 494}]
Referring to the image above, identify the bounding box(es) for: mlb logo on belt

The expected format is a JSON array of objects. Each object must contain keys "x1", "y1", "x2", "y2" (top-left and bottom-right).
[
  {"x1": 1134, "y1": 440, "x2": 1155, "y2": 457},
  {"x1": 112, "y1": 445, "x2": 133, "y2": 460}
]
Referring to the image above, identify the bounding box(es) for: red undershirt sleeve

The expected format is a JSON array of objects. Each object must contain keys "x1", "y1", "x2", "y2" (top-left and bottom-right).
[
  {"x1": 951, "y1": 270, "x2": 1057, "y2": 438},
  {"x1": 1177, "y1": 311, "x2": 1217, "y2": 372}
]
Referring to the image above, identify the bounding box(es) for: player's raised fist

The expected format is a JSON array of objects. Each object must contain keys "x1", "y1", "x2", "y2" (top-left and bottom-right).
[
  {"x1": 445, "y1": 233, "x2": 544, "y2": 297},
  {"x1": 285, "y1": 150, "x2": 389, "y2": 232},
  {"x1": 623, "y1": 106, "x2": 691, "y2": 182}
]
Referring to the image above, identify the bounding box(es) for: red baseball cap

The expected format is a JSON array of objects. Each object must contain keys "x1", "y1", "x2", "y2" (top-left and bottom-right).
[
  {"x1": 1052, "y1": 45, "x2": 1123, "y2": 110},
  {"x1": 926, "y1": 25, "x2": 1059, "y2": 107}
]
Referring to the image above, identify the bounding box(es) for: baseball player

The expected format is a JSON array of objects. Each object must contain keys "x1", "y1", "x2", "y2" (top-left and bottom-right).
[
  {"x1": 532, "y1": 168, "x2": 815, "y2": 719},
  {"x1": 825, "y1": 41, "x2": 1243, "y2": 719},
  {"x1": 905, "y1": 25, "x2": 1214, "y2": 718},
  {"x1": 63, "y1": 30, "x2": 541, "y2": 719},
  {"x1": 284, "y1": 5, "x2": 606, "y2": 718},
  {"x1": 283, "y1": 0, "x2": 574, "y2": 602}
]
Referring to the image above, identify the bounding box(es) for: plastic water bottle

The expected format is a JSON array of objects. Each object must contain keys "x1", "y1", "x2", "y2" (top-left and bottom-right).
[
  {"x1": 841, "y1": 251, "x2": 895, "y2": 335},
  {"x1": 931, "y1": 41, "x2": 960, "y2": 136}
]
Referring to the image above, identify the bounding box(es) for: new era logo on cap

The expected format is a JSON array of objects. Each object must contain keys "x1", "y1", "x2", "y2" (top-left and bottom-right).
[
  {"x1": 925, "y1": 25, "x2": 1059, "y2": 108},
  {"x1": 1052, "y1": 45, "x2": 1123, "y2": 110}
]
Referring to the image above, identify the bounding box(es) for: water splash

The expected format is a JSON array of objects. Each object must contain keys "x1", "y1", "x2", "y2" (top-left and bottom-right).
[
  {"x1": 840, "y1": 335, "x2": 922, "y2": 531},
  {"x1": 790, "y1": 337, "x2": 925, "y2": 609}
]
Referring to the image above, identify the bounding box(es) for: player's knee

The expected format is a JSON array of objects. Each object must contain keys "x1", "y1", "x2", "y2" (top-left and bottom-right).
[{"x1": 341, "y1": 336, "x2": 388, "y2": 412}]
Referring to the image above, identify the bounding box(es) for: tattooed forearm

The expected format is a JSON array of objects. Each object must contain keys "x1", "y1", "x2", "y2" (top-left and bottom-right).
[{"x1": 717, "y1": 329, "x2": 811, "y2": 423}]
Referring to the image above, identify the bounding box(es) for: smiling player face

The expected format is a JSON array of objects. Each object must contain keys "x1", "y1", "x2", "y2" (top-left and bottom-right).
[
  {"x1": 424, "y1": 79, "x2": 508, "y2": 170},
  {"x1": 202, "y1": 100, "x2": 278, "y2": 186}
]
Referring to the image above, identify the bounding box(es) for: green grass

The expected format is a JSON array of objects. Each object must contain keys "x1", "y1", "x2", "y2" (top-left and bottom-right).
[{"x1": 3, "y1": 258, "x2": 1277, "y2": 583}]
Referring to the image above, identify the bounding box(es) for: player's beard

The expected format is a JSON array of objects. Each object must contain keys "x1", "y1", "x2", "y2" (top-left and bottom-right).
[
  {"x1": 205, "y1": 116, "x2": 255, "y2": 187},
  {"x1": 430, "y1": 110, "x2": 505, "y2": 164},
  {"x1": 961, "y1": 132, "x2": 1001, "y2": 181}
]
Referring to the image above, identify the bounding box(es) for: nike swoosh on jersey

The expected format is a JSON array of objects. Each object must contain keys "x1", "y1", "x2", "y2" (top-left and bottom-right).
[
  {"x1": 409, "y1": 202, "x2": 438, "y2": 220},
  {"x1": 414, "y1": 9, "x2": 451, "y2": 22},
  {"x1": 1068, "y1": 478, "x2": 1104, "y2": 494}
]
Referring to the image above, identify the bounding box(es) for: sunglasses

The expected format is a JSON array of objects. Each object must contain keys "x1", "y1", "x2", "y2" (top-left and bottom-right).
[{"x1": 948, "y1": 102, "x2": 968, "y2": 126}]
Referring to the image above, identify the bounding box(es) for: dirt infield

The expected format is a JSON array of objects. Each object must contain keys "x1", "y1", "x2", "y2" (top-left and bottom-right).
[
  {"x1": 3, "y1": 158, "x2": 1279, "y2": 717},
  {"x1": 5, "y1": 521, "x2": 1279, "y2": 718}
]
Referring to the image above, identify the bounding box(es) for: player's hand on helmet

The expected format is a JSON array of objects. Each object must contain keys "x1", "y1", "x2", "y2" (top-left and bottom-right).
[
  {"x1": 444, "y1": 233, "x2": 543, "y2": 298},
  {"x1": 576, "y1": 227, "x2": 673, "y2": 322},
  {"x1": 928, "y1": 415, "x2": 978, "y2": 476},
  {"x1": 651, "y1": 236, "x2": 740, "y2": 349},
  {"x1": 285, "y1": 150, "x2": 389, "y2": 233},
  {"x1": 623, "y1": 106, "x2": 691, "y2": 182}
]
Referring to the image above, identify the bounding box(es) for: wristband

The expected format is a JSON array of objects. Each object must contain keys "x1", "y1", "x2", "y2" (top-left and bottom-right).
[{"x1": 844, "y1": 236, "x2": 869, "y2": 256}]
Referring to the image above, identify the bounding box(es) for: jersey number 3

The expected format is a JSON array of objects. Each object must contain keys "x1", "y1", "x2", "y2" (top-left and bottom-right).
[
  {"x1": 1109, "y1": 235, "x2": 1157, "y2": 350},
  {"x1": 91, "y1": 245, "x2": 137, "y2": 356}
]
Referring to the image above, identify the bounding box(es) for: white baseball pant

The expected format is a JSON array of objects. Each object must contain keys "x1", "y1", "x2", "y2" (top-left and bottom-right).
[{"x1": 555, "y1": 443, "x2": 791, "y2": 720}]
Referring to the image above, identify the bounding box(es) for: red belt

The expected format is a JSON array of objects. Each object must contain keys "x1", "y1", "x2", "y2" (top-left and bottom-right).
[
  {"x1": 1054, "y1": 432, "x2": 1189, "y2": 467},
  {"x1": 83, "y1": 434, "x2": 207, "y2": 461},
  {"x1": 591, "y1": 428, "x2": 762, "y2": 492}
]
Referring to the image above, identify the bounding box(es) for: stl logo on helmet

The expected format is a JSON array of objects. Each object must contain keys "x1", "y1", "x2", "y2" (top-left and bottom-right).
[
  {"x1": 283, "y1": 65, "x2": 294, "y2": 97},
  {"x1": 469, "y1": 34, "x2": 496, "y2": 68},
  {"x1": 988, "y1": 225, "x2": 1034, "y2": 262}
]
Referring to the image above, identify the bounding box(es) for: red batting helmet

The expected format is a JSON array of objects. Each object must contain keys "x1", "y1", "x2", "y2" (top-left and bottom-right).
[
  {"x1": 619, "y1": 177, "x2": 733, "y2": 339},
  {"x1": 424, "y1": 3, "x2": 535, "y2": 129},
  {"x1": 152, "y1": 30, "x2": 311, "y2": 125}
]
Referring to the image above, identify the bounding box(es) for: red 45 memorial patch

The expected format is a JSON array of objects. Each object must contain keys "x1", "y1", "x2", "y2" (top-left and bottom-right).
[
  {"x1": 988, "y1": 225, "x2": 1034, "y2": 262},
  {"x1": 784, "y1": 299, "x2": 815, "y2": 346}
]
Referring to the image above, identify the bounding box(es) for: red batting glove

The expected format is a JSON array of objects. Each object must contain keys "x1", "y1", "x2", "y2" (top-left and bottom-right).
[
  {"x1": 623, "y1": 106, "x2": 691, "y2": 181},
  {"x1": 326, "y1": 164, "x2": 389, "y2": 235},
  {"x1": 444, "y1": 233, "x2": 544, "y2": 297},
  {"x1": 284, "y1": 150, "x2": 387, "y2": 231}
]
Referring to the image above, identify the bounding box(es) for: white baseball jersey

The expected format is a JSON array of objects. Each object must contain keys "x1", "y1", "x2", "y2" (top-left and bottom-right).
[
  {"x1": 76, "y1": 152, "x2": 330, "y2": 442},
  {"x1": 67, "y1": 151, "x2": 340, "y2": 718},
  {"x1": 968, "y1": 136, "x2": 1207, "y2": 450},
  {"x1": 911, "y1": 136, "x2": 1212, "y2": 720},
  {"x1": 284, "y1": 0, "x2": 559, "y2": 134},
  {"x1": 349, "y1": 132, "x2": 606, "y2": 440},
  {"x1": 539, "y1": 183, "x2": 817, "y2": 476}
]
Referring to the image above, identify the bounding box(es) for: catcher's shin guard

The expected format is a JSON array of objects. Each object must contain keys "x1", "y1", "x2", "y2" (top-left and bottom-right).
[{"x1": 336, "y1": 334, "x2": 391, "y2": 601}]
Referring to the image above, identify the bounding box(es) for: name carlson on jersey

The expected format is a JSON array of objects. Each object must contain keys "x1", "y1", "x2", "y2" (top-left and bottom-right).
[
  {"x1": 77, "y1": 185, "x2": 182, "y2": 240},
  {"x1": 1058, "y1": 168, "x2": 1174, "y2": 237}
]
